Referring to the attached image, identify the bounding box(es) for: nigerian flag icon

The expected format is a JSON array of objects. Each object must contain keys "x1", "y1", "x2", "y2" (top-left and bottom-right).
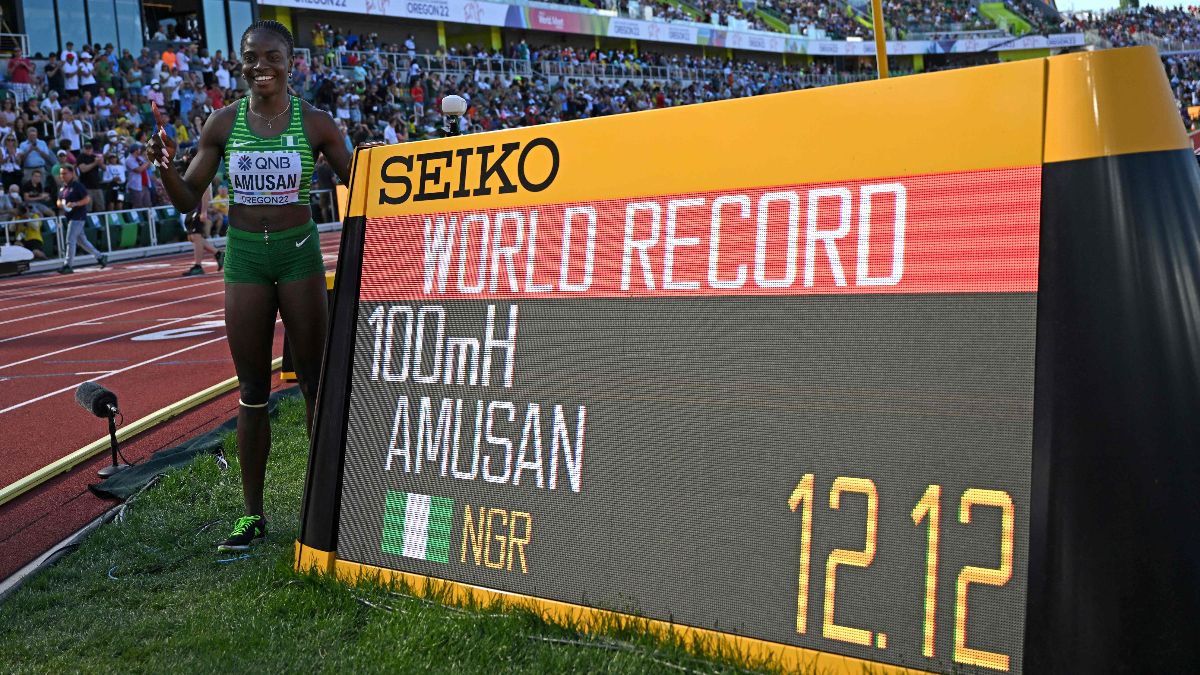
[{"x1": 382, "y1": 491, "x2": 453, "y2": 563}]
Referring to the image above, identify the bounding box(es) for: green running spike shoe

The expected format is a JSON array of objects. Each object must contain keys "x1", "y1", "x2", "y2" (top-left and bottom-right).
[{"x1": 217, "y1": 515, "x2": 267, "y2": 552}]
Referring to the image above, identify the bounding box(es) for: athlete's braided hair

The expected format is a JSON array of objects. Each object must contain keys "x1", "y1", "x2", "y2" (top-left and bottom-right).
[{"x1": 240, "y1": 20, "x2": 294, "y2": 59}]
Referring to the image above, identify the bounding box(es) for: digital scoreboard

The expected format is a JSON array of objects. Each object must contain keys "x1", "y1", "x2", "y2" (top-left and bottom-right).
[{"x1": 298, "y1": 48, "x2": 1200, "y2": 674}]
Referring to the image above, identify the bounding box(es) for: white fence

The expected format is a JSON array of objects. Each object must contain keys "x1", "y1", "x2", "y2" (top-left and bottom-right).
[
  {"x1": 2, "y1": 189, "x2": 341, "y2": 273},
  {"x1": 329, "y1": 50, "x2": 535, "y2": 80},
  {"x1": 0, "y1": 34, "x2": 29, "y2": 56}
]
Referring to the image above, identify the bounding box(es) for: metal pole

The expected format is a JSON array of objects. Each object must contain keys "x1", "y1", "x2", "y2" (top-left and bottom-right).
[{"x1": 871, "y1": 0, "x2": 890, "y2": 79}]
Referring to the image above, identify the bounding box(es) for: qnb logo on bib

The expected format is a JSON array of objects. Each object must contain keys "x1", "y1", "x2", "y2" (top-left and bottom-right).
[{"x1": 230, "y1": 151, "x2": 303, "y2": 205}]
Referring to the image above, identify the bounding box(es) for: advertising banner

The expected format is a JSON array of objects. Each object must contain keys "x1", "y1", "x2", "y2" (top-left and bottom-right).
[
  {"x1": 263, "y1": 0, "x2": 511, "y2": 27},
  {"x1": 259, "y1": 0, "x2": 1083, "y2": 56},
  {"x1": 607, "y1": 18, "x2": 699, "y2": 46}
]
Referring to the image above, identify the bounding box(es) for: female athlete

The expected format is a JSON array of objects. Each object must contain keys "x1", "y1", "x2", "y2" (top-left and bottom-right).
[{"x1": 148, "y1": 20, "x2": 352, "y2": 551}]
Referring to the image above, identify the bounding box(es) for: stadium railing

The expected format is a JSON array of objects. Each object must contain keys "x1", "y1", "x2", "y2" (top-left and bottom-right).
[
  {"x1": 2, "y1": 188, "x2": 342, "y2": 273},
  {"x1": 535, "y1": 60, "x2": 866, "y2": 87},
  {"x1": 0, "y1": 34, "x2": 29, "y2": 58},
  {"x1": 333, "y1": 50, "x2": 535, "y2": 80},
  {"x1": 906, "y1": 28, "x2": 1007, "y2": 40},
  {"x1": 4, "y1": 215, "x2": 64, "y2": 259}
]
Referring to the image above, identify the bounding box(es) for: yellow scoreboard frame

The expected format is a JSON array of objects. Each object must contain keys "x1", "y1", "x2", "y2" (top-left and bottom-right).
[{"x1": 296, "y1": 47, "x2": 1200, "y2": 673}]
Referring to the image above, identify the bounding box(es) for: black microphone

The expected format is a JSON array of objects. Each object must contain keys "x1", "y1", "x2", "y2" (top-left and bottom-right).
[{"x1": 75, "y1": 382, "x2": 119, "y2": 418}]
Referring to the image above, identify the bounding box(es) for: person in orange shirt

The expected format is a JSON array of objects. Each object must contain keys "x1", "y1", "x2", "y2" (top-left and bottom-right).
[{"x1": 161, "y1": 46, "x2": 177, "y2": 72}]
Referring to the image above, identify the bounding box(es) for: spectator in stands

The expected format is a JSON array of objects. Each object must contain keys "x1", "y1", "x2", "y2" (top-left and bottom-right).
[
  {"x1": 51, "y1": 149, "x2": 71, "y2": 177},
  {"x1": 124, "y1": 144, "x2": 152, "y2": 209},
  {"x1": 199, "y1": 47, "x2": 214, "y2": 87},
  {"x1": 0, "y1": 183, "x2": 21, "y2": 218},
  {"x1": 179, "y1": 45, "x2": 194, "y2": 75},
  {"x1": 119, "y1": 49, "x2": 138, "y2": 91},
  {"x1": 215, "y1": 52, "x2": 232, "y2": 90},
  {"x1": 6, "y1": 48, "x2": 35, "y2": 104},
  {"x1": 62, "y1": 52, "x2": 80, "y2": 101},
  {"x1": 22, "y1": 99, "x2": 46, "y2": 139},
  {"x1": 208, "y1": 184, "x2": 229, "y2": 235},
  {"x1": 57, "y1": 163, "x2": 106, "y2": 273},
  {"x1": 44, "y1": 54, "x2": 65, "y2": 99},
  {"x1": 39, "y1": 91, "x2": 62, "y2": 121},
  {"x1": 77, "y1": 140, "x2": 106, "y2": 213},
  {"x1": 21, "y1": 168, "x2": 56, "y2": 218},
  {"x1": 162, "y1": 45, "x2": 178, "y2": 73},
  {"x1": 1, "y1": 135, "x2": 22, "y2": 189},
  {"x1": 5, "y1": 205, "x2": 47, "y2": 260},
  {"x1": 95, "y1": 87, "x2": 115, "y2": 124},
  {"x1": 137, "y1": 48, "x2": 156, "y2": 88},
  {"x1": 147, "y1": 81, "x2": 165, "y2": 109},
  {"x1": 102, "y1": 151, "x2": 127, "y2": 210},
  {"x1": 80, "y1": 51, "x2": 99, "y2": 97},
  {"x1": 56, "y1": 108, "x2": 85, "y2": 153},
  {"x1": 17, "y1": 128, "x2": 53, "y2": 182},
  {"x1": 97, "y1": 45, "x2": 116, "y2": 94},
  {"x1": 0, "y1": 100, "x2": 16, "y2": 137}
]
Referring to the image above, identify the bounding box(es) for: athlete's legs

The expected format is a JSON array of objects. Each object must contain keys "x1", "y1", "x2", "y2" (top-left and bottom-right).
[
  {"x1": 224, "y1": 282, "x2": 278, "y2": 518},
  {"x1": 276, "y1": 273, "x2": 328, "y2": 435},
  {"x1": 189, "y1": 233, "x2": 216, "y2": 265},
  {"x1": 66, "y1": 219, "x2": 100, "y2": 266}
]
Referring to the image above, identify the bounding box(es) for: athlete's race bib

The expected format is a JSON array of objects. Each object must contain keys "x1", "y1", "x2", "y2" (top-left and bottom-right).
[{"x1": 229, "y1": 151, "x2": 303, "y2": 205}]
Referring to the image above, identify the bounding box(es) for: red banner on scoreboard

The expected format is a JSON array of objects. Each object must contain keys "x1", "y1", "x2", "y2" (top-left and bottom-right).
[{"x1": 360, "y1": 166, "x2": 1041, "y2": 301}]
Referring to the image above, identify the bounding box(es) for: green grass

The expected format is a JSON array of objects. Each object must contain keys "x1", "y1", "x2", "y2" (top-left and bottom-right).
[{"x1": 0, "y1": 398, "x2": 781, "y2": 674}]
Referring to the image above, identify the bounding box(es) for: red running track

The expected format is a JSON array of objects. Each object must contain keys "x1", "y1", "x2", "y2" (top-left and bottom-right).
[{"x1": 0, "y1": 231, "x2": 341, "y2": 582}]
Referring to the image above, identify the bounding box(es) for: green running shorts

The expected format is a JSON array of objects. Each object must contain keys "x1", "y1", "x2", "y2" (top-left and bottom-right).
[{"x1": 223, "y1": 220, "x2": 325, "y2": 285}]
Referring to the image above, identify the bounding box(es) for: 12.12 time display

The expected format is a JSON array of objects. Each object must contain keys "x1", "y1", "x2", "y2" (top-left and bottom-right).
[{"x1": 789, "y1": 474, "x2": 1016, "y2": 672}]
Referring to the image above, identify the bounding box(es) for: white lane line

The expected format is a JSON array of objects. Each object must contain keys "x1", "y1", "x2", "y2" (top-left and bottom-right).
[
  {"x1": 75, "y1": 370, "x2": 113, "y2": 375},
  {"x1": 0, "y1": 259, "x2": 180, "y2": 292},
  {"x1": 0, "y1": 278, "x2": 220, "y2": 326},
  {"x1": 0, "y1": 291, "x2": 225, "y2": 343},
  {"x1": 0, "y1": 308, "x2": 223, "y2": 370},
  {"x1": 0, "y1": 237, "x2": 337, "y2": 334},
  {"x1": 0, "y1": 317, "x2": 282, "y2": 416},
  {"x1": 0, "y1": 276, "x2": 203, "y2": 314},
  {"x1": 0, "y1": 236, "x2": 339, "y2": 293},
  {"x1": 0, "y1": 334, "x2": 232, "y2": 415},
  {"x1": 0, "y1": 268, "x2": 168, "y2": 302}
]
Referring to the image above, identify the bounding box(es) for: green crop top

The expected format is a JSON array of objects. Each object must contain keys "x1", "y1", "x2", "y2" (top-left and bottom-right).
[{"x1": 224, "y1": 96, "x2": 314, "y2": 206}]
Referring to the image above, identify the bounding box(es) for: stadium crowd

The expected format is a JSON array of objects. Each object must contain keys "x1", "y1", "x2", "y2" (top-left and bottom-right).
[
  {"x1": 1, "y1": 41, "x2": 236, "y2": 215},
  {"x1": 1164, "y1": 53, "x2": 1200, "y2": 125},
  {"x1": 760, "y1": 0, "x2": 872, "y2": 39},
  {"x1": 297, "y1": 38, "x2": 850, "y2": 142},
  {"x1": 886, "y1": 0, "x2": 991, "y2": 35},
  {"x1": 1065, "y1": 6, "x2": 1200, "y2": 47},
  {"x1": 1006, "y1": 0, "x2": 1064, "y2": 35}
]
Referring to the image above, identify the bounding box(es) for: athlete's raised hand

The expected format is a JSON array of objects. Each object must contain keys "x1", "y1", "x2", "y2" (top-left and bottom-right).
[{"x1": 146, "y1": 101, "x2": 177, "y2": 171}]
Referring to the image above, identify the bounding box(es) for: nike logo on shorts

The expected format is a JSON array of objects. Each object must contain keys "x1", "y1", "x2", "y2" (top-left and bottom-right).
[{"x1": 296, "y1": 234, "x2": 312, "y2": 248}]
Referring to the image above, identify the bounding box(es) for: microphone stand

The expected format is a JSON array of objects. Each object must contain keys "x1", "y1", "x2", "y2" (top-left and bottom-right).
[{"x1": 97, "y1": 407, "x2": 128, "y2": 478}]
